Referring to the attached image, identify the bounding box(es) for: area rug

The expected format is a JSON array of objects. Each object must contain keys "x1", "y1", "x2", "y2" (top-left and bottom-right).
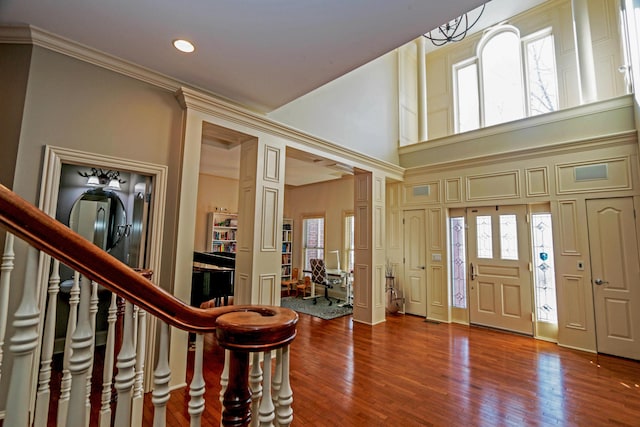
[{"x1": 280, "y1": 296, "x2": 352, "y2": 320}]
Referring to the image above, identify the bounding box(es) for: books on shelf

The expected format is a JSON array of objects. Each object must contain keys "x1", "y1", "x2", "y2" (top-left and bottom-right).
[
  {"x1": 281, "y1": 218, "x2": 293, "y2": 281},
  {"x1": 207, "y1": 212, "x2": 238, "y2": 253}
]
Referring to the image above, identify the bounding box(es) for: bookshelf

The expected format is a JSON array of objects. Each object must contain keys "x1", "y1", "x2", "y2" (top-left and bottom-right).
[
  {"x1": 207, "y1": 212, "x2": 238, "y2": 253},
  {"x1": 281, "y1": 218, "x2": 293, "y2": 280}
]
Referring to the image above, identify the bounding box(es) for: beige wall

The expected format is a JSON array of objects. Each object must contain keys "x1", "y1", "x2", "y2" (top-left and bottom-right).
[
  {"x1": 425, "y1": 0, "x2": 625, "y2": 140},
  {"x1": 0, "y1": 44, "x2": 185, "y2": 407},
  {"x1": 392, "y1": 96, "x2": 639, "y2": 353},
  {"x1": 194, "y1": 173, "x2": 240, "y2": 252},
  {"x1": 284, "y1": 176, "x2": 354, "y2": 277},
  {"x1": 269, "y1": 53, "x2": 400, "y2": 165}
]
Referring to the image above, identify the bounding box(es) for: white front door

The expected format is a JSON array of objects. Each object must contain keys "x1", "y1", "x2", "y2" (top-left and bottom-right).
[
  {"x1": 467, "y1": 205, "x2": 533, "y2": 335},
  {"x1": 587, "y1": 198, "x2": 640, "y2": 360},
  {"x1": 403, "y1": 209, "x2": 427, "y2": 316}
]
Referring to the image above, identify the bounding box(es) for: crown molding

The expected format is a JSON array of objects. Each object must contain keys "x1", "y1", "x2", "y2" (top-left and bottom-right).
[
  {"x1": 404, "y1": 130, "x2": 638, "y2": 176},
  {"x1": 176, "y1": 87, "x2": 405, "y2": 181},
  {"x1": 0, "y1": 24, "x2": 404, "y2": 182}
]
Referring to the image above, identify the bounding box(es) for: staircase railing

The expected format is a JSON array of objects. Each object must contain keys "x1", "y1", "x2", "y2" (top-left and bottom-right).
[{"x1": 0, "y1": 183, "x2": 297, "y2": 426}]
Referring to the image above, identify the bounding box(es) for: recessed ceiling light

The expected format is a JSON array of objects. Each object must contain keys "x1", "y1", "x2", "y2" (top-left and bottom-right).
[{"x1": 173, "y1": 39, "x2": 195, "y2": 53}]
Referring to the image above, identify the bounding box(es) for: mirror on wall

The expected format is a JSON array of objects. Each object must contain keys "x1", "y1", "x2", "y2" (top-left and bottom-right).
[{"x1": 69, "y1": 188, "x2": 128, "y2": 252}]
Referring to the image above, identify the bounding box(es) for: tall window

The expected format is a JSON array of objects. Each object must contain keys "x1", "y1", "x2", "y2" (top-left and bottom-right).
[
  {"x1": 344, "y1": 213, "x2": 355, "y2": 273},
  {"x1": 302, "y1": 217, "x2": 324, "y2": 270},
  {"x1": 449, "y1": 216, "x2": 467, "y2": 309},
  {"x1": 453, "y1": 25, "x2": 558, "y2": 132}
]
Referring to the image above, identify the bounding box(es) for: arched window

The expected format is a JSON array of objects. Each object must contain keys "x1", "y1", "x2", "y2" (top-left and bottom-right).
[
  {"x1": 452, "y1": 25, "x2": 558, "y2": 133},
  {"x1": 479, "y1": 26, "x2": 525, "y2": 126}
]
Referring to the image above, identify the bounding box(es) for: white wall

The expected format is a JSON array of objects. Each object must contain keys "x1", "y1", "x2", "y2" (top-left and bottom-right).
[{"x1": 268, "y1": 52, "x2": 400, "y2": 165}]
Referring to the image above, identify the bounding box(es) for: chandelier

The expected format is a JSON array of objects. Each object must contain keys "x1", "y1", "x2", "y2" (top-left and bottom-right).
[{"x1": 424, "y1": 3, "x2": 486, "y2": 46}]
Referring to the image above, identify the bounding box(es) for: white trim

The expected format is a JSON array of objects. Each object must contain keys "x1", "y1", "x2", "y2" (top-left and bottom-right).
[
  {"x1": 0, "y1": 24, "x2": 405, "y2": 183},
  {"x1": 38, "y1": 145, "x2": 168, "y2": 393},
  {"x1": 399, "y1": 94, "x2": 635, "y2": 156}
]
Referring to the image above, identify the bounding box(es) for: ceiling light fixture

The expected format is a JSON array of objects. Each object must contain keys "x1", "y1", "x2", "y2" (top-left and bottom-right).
[
  {"x1": 173, "y1": 39, "x2": 195, "y2": 53},
  {"x1": 424, "y1": 3, "x2": 486, "y2": 46}
]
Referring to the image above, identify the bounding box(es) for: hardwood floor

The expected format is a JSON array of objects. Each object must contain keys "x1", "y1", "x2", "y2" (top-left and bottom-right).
[{"x1": 144, "y1": 313, "x2": 640, "y2": 426}]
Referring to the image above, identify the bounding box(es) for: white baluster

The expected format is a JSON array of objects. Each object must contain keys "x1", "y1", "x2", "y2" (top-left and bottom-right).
[
  {"x1": 85, "y1": 280, "x2": 99, "y2": 426},
  {"x1": 271, "y1": 348, "x2": 282, "y2": 414},
  {"x1": 250, "y1": 352, "x2": 263, "y2": 427},
  {"x1": 0, "y1": 233, "x2": 15, "y2": 381},
  {"x1": 66, "y1": 274, "x2": 95, "y2": 427},
  {"x1": 258, "y1": 351, "x2": 275, "y2": 427},
  {"x1": 34, "y1": 258, "x2": 60, "y2": 426},
  {"x1": 152, "y1": 321, "x2": 171, "y2": 427},
  {"x1": 99, "y1": 293, "x2": 118, "y2": 427},
  {"x1": 58, "y1": 272, "x2": 80, "y2": 426},
  {"x1": 219, "y1": 349, "x2": 230, "y2": 416},
  {"x1": 114, "y1": 301, "x2": 136, "y2": 426},
  {"x1": 131, "y1": 306, "x2": 147, "y2": 427},
  {"x1": 188, "y1": 333, "x2": 205, "y2": 427},
  {"x1": 275, "y1": 346, "x2": 293, "y2": 427},
  {"x1": 4, "y1": 244, "x2": 41, "y2": 427}
]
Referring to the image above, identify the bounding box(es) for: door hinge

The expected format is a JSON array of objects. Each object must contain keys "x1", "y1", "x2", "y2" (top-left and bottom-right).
[
  {"x1": 531, "y1": 313, "x2": 535, "y2": 322},
  {"x1": 402, "y1": 218, "x2": 405, "y2": 225},
  {"x1": 528, "y1": 262, "x2": 532, "y2": 271},
  {"x1": 526, "y1": 213, "x2": 530, "y2": 224},
  {"x1": 403, "y1": 257, "x2": 406, "y2": 264}
]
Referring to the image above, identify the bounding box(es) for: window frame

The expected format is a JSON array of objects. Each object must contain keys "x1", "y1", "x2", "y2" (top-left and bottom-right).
[
  {"x1": 343, "y1": 211, "x2": 355, "y2": 273},
  {"x1": 302, "y1": 215, "x2": 325, "y2": 271},
  {"x1": 522, "y1": 27, "x2": 559, "y2": 117}
]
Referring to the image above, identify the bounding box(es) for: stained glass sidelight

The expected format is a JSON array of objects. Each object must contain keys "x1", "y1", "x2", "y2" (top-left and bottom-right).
[
  {"x1": 499, "y1": 214, "x2": 518, "y2": 260},
  {"x1": 531, "y1": 213, "x2": 557, "y2": 323},
  {"x1": 450, "y1": 217, "x2": 467, "y2": 308},
  {"x1": 476, "y1": 216, "x2": 493, "y2": 258}
]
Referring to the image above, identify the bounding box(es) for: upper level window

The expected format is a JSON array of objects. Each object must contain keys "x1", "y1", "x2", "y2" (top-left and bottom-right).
[{"x1": 453, "y1": 25, "x2": 558, "y2": 132}]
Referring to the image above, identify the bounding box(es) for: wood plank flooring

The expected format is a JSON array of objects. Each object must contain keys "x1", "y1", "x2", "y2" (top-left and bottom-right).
[{"x1": 145, "y1": 313, "x2": 640, "y2": 426}]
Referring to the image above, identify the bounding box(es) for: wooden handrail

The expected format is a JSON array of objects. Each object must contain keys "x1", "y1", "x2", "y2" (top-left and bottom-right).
[{"x1": 0, "y1": 184, "x2": 297, "y2": 342}]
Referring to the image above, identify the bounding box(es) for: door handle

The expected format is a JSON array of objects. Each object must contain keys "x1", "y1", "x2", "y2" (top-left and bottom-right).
[
  {"x1": 470, "y1": 262, "x2": 477, "y2": 280},
  {"x1": 594, "y1": 278, "x2": 609, "y2": 286},
  {"x1": 417, "y1": 265, "x2": 426, "y2": 270}
]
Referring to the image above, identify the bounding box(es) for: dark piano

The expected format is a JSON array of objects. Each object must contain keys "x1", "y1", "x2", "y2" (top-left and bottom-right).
[{"x1": 191, "y1": 251, "x2": 235, "y2": 308}]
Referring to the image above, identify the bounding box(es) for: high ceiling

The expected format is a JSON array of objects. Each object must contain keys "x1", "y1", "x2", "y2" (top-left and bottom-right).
[
  {"x1": 1, "y1": 0, "x2": 547, "y2": 184},
  {"x1": 1, "y1": 0, "x2": 488, "y2": 112}
]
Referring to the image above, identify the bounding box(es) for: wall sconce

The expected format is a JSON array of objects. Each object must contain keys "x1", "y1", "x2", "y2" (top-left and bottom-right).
[{"x1": 78, "y1": 168, "x2": 126, "y2": 190}]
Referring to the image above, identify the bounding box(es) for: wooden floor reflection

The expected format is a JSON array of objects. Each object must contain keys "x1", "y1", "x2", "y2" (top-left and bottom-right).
[{"x1": 146, "y1": 313, "x2": 640, "y2": 426}]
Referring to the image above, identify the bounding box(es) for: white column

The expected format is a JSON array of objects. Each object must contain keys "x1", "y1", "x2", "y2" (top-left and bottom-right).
[
  {"x1": 352, "y1": 170, "x2": 386, "y2": 325},
  {"x1": 235, "y1": 137, "x2": 287, "y2": 306},
  {"x1": 417, "y1": 36, "x2": 428, "y2": 141},
  {"x1": 572, "y1": 0, "x2": 598, "y2": 103}
]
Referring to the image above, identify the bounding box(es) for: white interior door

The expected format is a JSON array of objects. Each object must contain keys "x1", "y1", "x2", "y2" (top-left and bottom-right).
[
  {"x1": 587, "y1": 198, "x2": 640, "y2": 360},
  {"x1": 467, "y1": 205, "x2": 533, "y2": 335},
  {"x1": 403, "y1": 209, "x2": 427, "y2": 316}
]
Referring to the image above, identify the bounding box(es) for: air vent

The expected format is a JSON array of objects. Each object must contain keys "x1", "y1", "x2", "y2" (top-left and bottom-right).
[
  {"x1": 575, "y1": 164, "x2": 608, "y2": 181},
  {"x1": 413, "y1": 185, "x2": 430, "y2": 196}
]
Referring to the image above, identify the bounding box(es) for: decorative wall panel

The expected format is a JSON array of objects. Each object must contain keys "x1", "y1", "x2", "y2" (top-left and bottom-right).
[
  {"x1": 445, "y1": 178, "x2": 462, "y2": 202},
  {"x1": 556, "y1": 157, "x2": 631, "y2": 194},
  {"x1": 388, "y1": 209, "x2": 401, "y2": 250},
  {"x1": 356, "y1": 174, "x2": 369, "y2": 202},
  {"x1": 261, "y1": 187, "x2": 278, "y2": 251},
  {"x1": 428, "y1": 208, "x2": 442, "y2": 250},
  {"x1": 375, "y1": 177, "x2": 384, "y2": 203},
  {"x1": 558, "y1": 200, "x2": 581, "y2": 256},
  {"x1": 375, "y1": 265, "x2": 384, "y2": 307},
  {"x1": 238, "y1": 188, "x2": 254, "y2": 252},
  {"x1": 259, "y1": 274, "x2": 276, "y2": 304},
  {"x1": 430, "y1": 266, "x2": 444, "y2": 307},
  {"x1": 402, "y1": 181, "x2": 440, "y2": 205},
  {"x1": 263, "y1": 146, "x2": 280, "y2": 182},
  {"x1": 560, "y1": 275, "x2": 587, "y2": 330},
  {"x1": 355, "y1": 264, "x2": 370, "y2": 307},
  {"x1": 525, "y1": 167, "x2": 549, "y2": 197},
  {"x1": 356, "y1": 205, "x2": 369, "y2": 250},
  {"x1": 375, "y1": 206, "x2": 384, "y2": 250},
  {"x1": 466, "y1": 171, "x2": 520, "y2": 201}
]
